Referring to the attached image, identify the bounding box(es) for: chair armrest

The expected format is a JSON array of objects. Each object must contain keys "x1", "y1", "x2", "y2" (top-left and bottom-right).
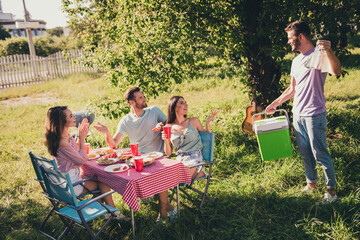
[
  {"x1": 188, "y1": 161, "x2": 216, "y2": 169},
  {"x1": 72, "y1": 175, "x2": 97, "y2": 186},
  {"x1": 77, "y1": 190, "x2": 116, "y2": 210}
]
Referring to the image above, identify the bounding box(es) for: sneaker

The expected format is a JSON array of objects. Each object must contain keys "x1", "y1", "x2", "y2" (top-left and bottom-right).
[
  {"x1": 320, "y1": 192, "x2": 338, "y2": 204},
  {"x1": 167, "y1": 206, "x2": 178, "y2": 223},
  {"x1": 105, "y1": 211, "x2": 130, "y2": 221},
  {"x1": 156, "y1": 216, "x2": 168, "y2": 225},
  {"x1": 302, "y1": 186, "x2": 313, "y2": 192}
]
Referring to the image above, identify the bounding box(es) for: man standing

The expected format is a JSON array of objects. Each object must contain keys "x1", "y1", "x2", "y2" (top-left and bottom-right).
[
  {"x1": 266, "y1": 21, "x2": 341, "y2": 203},
  {"x1": 94, "y1": 86, "x2": 166, "y2": 153}
]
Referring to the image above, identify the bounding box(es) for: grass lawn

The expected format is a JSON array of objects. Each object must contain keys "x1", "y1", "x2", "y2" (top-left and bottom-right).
[{"x1": 0, "y1": 49, "x2": 359, "y2": 239}]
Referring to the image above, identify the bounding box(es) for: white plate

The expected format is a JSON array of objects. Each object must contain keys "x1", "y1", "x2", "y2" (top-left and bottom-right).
[
  {"x1": 128, "y1": 157, "x2": 155, "y2": 167},
  {"x1": 88, "y1": 153, "x2": 100, "y2": 160},
  {"x1": 142, "y1": 152, "x2": 163, "y2": 159},
  {"x1": 96, "y1": 158, "x2": 118, "y2": 165},
  {"x1": 104, "y1": 164, "x2": 130, "y2": 173}
]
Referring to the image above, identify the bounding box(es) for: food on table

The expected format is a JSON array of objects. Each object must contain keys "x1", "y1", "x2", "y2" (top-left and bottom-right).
[
  {"x1": 97, "y1": 157, "x2": 117, "y2": 165},
  {"x1": 143, "y1": 152, "x2": 163, "y2": 159},
  {"x1": 117, "y1": 155, "x2": 133, "y2": 162},
  {"x1": 88, "y1": 153, "x2": 97, "y2": 159},
  {"x1": 97, "y1": 148, "x2": 114, "y2": 156},
  {"x1": 112, "y1": 165, "x2": 129, "y2": 172}
]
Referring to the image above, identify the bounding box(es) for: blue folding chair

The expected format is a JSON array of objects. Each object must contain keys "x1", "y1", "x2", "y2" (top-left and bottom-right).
[
  {"x1": 39, "y1": 165, "x2": 119, "y2": 240},
  {"x1": 29, "y1": 152, "x2": 101, "y2": 239},
  {"x1": 171, "y1": 132, "x2": 216, "y2": 208}
]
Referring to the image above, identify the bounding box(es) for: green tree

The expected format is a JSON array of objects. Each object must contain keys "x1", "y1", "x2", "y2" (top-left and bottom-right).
[
  {"x1": 62, "y1": 0, "x2": 359, "y2": 118},
  {"x1": 46, "y1": 27, "x2": 64, "y2": 37},
  {"x1": 0, "y1": 25, "x2": 11, "y2": 40}
]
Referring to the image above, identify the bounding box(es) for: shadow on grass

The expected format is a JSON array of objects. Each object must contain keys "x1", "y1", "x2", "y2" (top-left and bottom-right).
[
  {"x1": 139, "y1": 189, "x2": 360, "y2": 240},
  {"x1": 0, "y1": 197, "x2": 132, "y2": 240},
  {"x1": 342, "y1": 54, "x2": 360, "y2": 69},
  {"x1": 327, "y1": 107, "x2": 360, "y2": 139}
]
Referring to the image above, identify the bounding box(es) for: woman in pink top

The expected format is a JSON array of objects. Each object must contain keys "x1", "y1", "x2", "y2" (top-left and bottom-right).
[{"x1": 44, "y1": 106, "x2": 115, "y2": 208}]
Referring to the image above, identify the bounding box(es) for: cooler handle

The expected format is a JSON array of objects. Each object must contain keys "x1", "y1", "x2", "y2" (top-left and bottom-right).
[{"x1": 252, "y1": 109, "x2": 290, "y2": 126}]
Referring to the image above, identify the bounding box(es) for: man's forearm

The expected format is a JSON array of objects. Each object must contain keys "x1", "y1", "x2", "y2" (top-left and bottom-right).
[
  {"x1": 271, "y1": 86, "x2": 294, "y2": 107},
  {"x1": 105, "y1": 131, "x2": 117, "y2": 148}
]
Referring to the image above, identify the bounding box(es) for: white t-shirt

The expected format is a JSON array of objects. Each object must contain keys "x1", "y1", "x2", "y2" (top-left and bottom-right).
[{"x1": 116, "y1": 106, "x2": 166, "y2": 153}]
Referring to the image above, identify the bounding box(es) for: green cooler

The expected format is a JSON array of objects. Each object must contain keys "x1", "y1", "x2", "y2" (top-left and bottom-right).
[{"x1": 252, "y1": 109, "x2": 293, "y2": 161}]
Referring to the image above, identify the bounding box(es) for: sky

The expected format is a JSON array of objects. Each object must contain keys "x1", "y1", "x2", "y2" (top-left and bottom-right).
[{"x1": 1, "y1": 0, "x2": 68, "y2": 28}]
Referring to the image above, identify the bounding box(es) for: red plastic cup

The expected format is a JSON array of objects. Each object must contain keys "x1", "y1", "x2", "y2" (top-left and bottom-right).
[
  {"x1": 84, "y1": 143, "x2": 90, "y2": 154},
  {"x1": 163, "y1": 125, "x2": 172, "y2": 139},
  {"x1": 134, "y1": 157, "x2": 143, "y2": 172},
  {"x1": 130, "y1": 143, "x2": 139, "y2": 156}
]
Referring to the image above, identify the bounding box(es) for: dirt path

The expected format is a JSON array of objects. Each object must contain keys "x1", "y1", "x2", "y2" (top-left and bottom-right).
[{"x1": 0, "y1": 94, "x2": 59, "y2": 107}]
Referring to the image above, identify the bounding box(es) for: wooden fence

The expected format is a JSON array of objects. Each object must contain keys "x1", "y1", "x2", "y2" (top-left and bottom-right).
[{"x1": 0, "y1": 49, "x2": 98, "y2": 88}]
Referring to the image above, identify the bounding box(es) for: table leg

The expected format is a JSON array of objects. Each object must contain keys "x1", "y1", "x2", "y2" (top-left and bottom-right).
[
  {"x1": 131, "y1": 208, "x2": 135, "y2": 239},
  {"x1": 176, "y1": 185, "x2": 180, "y2": 217}
]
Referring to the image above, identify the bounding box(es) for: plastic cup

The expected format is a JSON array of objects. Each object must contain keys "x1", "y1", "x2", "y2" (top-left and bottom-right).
[
  {"x1": 134, "y1": 157, "x2": 143, "y2": 172},
  {"x1": 163, "y1": 125, "x2": 172, "y2": 139},
  {"x1": 130, "y1": 143, "x2": 139, "y2": 156},
  {"x1": 84, "y1": 143, "x2": 90, "y2": 154}
]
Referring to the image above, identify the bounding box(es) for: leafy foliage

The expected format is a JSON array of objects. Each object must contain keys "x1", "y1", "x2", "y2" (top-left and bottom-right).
[
  {"x1": 62, "y1": 0, "x2": 359, "y2": 118},
  {"x1": 46, "y1": 27, "x2": 64, "y2": 37},
  {"x1": 0, "y1": 25, "x2": 11, "y2": 40},
  {"x1": 0, "y1": 34, "x2": 82, "y2": 57}
]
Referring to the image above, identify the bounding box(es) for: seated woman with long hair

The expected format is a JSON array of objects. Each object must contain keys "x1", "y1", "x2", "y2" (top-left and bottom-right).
[
  {"x1": 44, "y1": 106, "x2": 116, "y2": 208},
  {"x1": 162, "y1": 96, "x2": 217, "y2": 179}
]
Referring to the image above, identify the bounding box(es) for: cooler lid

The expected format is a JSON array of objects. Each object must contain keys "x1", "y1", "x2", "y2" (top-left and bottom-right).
[{"x1": 253, "y1": 116, "x2": 289, "y2": 134}]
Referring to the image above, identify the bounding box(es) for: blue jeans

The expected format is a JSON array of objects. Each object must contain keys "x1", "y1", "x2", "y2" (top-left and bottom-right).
[{"x1": 293, "y1": 112, "x2": 336, "y2": 189}]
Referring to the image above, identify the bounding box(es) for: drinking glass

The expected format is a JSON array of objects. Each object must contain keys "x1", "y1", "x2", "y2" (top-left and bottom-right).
[{"x1": 130, "y1": 143, "x2": 138, "y2": 156}]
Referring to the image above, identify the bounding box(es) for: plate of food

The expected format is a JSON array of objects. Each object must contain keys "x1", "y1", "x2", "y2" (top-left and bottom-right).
[
  {"x1": 104, "y1": 164, "x2": 129, "y2": 173},
  {"x1": 118, "y1": 148, "x2": 132, "y2": 155},
  {"x1": 142, "y1": 152, "x2": 163, "y2": 159},
  {"x1": 88, "y1": 153, "x2": 100, "y2": 160},
  {"x1": 117, "y1": 154, "x2": 133, "y2": 163},
  {"x1": 97, "y1": 148, "x2": 114, "y2": 156},
  {"x1": 97, "y1": 157, "x2": 118, "y2": 165},
  {"x1": 127, "y1": 157, "x2": 155, "y2": 167}
]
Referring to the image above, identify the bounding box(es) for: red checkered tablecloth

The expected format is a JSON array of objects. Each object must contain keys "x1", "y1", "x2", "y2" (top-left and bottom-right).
[{"x1": 81, "y1": 156, "x2": 191, "y2": 211}]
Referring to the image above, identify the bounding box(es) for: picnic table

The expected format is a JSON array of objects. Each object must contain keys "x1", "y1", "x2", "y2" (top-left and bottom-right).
[{"x1": 81, "y1": 148, "x2": 192, "y2": 237}]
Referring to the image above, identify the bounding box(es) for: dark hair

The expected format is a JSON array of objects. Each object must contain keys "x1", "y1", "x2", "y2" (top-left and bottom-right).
[
  {"x1": 166, "y1": 96, "x2": 186, "y2": 124},
  {"x1": 285, "y1": 21, "x2": 311, "y2": 40},
  {"x1": 124, "y1": 87, "x2": 141, "y2": 103},
  {"x1": 44, "y1": 106, "x2": 68, "y2": 156}
]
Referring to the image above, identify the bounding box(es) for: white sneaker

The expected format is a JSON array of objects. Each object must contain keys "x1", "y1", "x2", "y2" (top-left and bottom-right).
[
  {"x1": 320, "y1": 192, "x2": 338, "y2": 204},
  {"x1": 167, "y1": 206, "x2": 178, "y2": 223},
  {"x1": 302, "y1": 186, "x2": 312, "y2": 192},
  {"x1": 302, "y1": 185, "x2": 317, "y2": 192}
]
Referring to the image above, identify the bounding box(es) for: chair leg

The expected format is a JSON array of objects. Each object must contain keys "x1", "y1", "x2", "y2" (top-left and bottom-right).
[
  {"x1": 199, "y1": 176, "x2": 213, "y2": 208},
  {"x1": 169, "y1": 187, "x2": 176, "y2": 203},
  {"x1": 176, "y1": 185, "x2": 180, "y2": 217},
  {"x1": 78, "y1": 212, "x2": 98, "y2": 240},
  {"x1": 131, "y1": 208, "x2": 135, "y2": 239},
  {"x1": 38, "y1": 207, "x2": 55, "y2": 236},
  {"x1": 58, "y1": 220, "x2": 75, "y2": 240}
]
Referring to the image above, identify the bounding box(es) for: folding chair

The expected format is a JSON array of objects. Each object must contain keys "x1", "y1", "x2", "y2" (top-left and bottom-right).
[
  {"x1": 39, "y1": 165, "x2": 119, "y2": 240},
  {"x1": 171, "y1": 132, "x2": 216, "y2": 208},
  {"x1": 29, "y1": 152, "x2": 101, "y2": 239},
  {"x1": 73, "y1": 111, "x2": 101, "y2": 147}
]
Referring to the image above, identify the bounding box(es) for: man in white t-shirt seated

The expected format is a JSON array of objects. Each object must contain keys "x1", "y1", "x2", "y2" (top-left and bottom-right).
[
  {"x1": 94, "y1": 86, "x2": 166, "y2": 153},
  {"x1": 94, "y1": 86, "x2": 176, "y2": 222}
]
